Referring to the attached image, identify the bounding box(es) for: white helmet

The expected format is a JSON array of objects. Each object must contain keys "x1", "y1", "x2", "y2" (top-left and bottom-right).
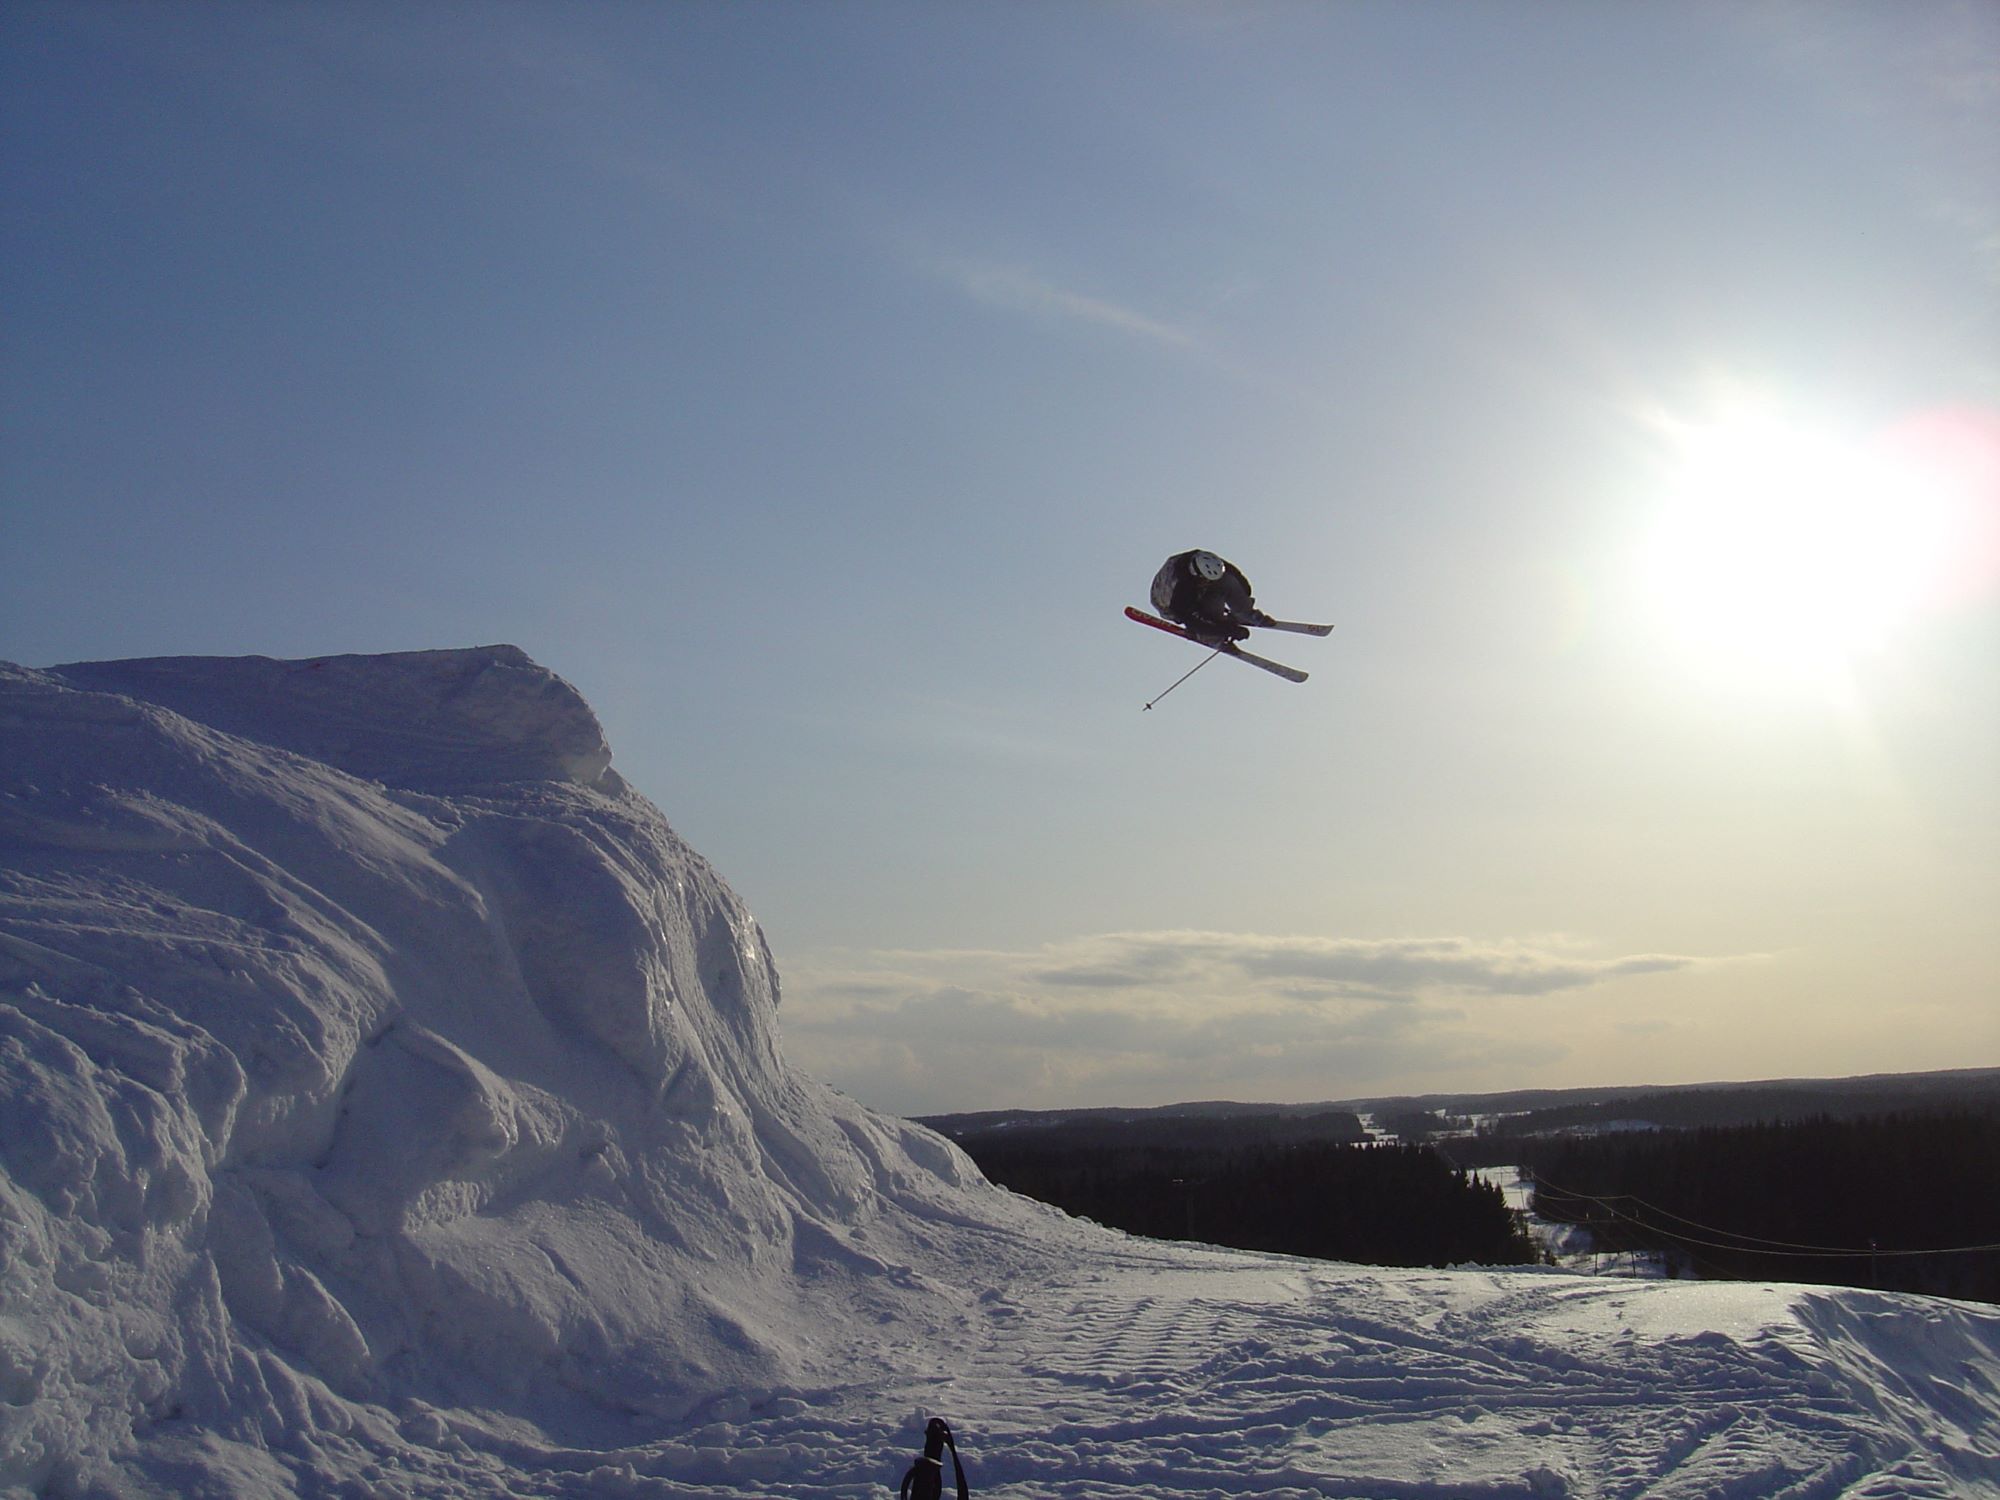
[{"x1": 1192, "y1": 551, "x2": 1228, "y2": 582}]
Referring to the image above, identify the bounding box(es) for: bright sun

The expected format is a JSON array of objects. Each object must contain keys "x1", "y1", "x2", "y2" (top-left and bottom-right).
[{"x1": 1639, "y1": 394, "x2": 1987, "y2": 691}]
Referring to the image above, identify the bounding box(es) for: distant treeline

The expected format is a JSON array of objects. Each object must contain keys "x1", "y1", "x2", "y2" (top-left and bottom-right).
[
  {"x1": 959, "y1": 1131, "x2": 1538, "y2": 1269},
  {"x1": 1524, "y1": 1110, "x2": 2000, "y2": 1303},
  {"x1": 1492, "y1": 1075, "x2": 2000, "y2": 1135},
  {"x1": 941, "y1": 1109, "x2": 1366, "y2": 1155},
  {"x1": 1433, "y1": 1073, "x2": 2000, "y2": 1167}
]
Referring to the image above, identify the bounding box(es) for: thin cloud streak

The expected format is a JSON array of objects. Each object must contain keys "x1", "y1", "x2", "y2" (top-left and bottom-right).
[
  {"x1": 1017, "y1": 929, "x2": 1705, "y2": 999},
  {"x1": 934, "y1": 257, "x2": 1198, "y2": 348}
]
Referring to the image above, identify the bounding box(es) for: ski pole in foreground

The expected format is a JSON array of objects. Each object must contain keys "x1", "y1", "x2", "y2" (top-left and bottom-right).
[
  {"x1": 899, "y1": 1416, "x2": 969, "y2": 1499},
  {"x1": 1143, "y1": 646, "x2": 1223, "y2": 711}
]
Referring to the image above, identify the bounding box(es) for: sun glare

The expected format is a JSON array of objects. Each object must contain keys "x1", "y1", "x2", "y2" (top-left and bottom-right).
[{"x1": 1639, "y1": 395, "x2": 1992, "y2": 692}]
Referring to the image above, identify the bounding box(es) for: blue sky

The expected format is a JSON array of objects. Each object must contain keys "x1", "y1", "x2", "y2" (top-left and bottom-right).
[{"x1": 5, "y1": 1, "x2": 1997, "y2": 1115}]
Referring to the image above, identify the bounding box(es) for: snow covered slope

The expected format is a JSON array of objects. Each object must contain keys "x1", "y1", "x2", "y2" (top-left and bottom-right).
[
  {"x1": 0, "y1": 648, "x2": 1075, "y2": 1494},
  {"x1": 3, "y1": 647, "x2": 1996, "y2": 1499}
]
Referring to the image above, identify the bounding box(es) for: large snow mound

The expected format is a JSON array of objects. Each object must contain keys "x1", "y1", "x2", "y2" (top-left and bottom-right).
[
  {"x1": 3, "y1": 646, "x2": 1996, "y2": 1499},
  {"x1": 0, "y1": 648, "x2": 1073, "y2": 1495}
]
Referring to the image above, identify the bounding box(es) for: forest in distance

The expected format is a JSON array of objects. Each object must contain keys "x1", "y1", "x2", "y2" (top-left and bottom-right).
[
  {"x1": 957, "y1": 1133, "x2": 1539, "y2": 1270},
  {"x1": 923, "y1": 1068, "x2": 2000, "y2": 1297},
  {"x1": 1523, "y1": 1112, "x2": 2000, "y2": 1303},
  {"x1": 920, "y1": 1066, "x2": 2000, "y2": 1151}
]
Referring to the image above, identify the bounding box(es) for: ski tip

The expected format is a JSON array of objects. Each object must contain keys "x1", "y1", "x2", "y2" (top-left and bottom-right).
[
  {"x1": 1223, "y1": 646, "x2": 1308, "y2": 683},
  {"x1": 1256, "y1": 618, "x2": 1335, "y2": 636}
]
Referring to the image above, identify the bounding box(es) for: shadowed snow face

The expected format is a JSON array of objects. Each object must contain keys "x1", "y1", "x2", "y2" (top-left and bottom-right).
[{"x1": 0, "y1": 650, "x2": 1003, "y2": 1483}]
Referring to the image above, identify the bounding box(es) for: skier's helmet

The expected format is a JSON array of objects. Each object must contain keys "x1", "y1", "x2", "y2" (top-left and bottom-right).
[{"x1": 1192, "y1": 551, "x2": 1229, "y2": 582}]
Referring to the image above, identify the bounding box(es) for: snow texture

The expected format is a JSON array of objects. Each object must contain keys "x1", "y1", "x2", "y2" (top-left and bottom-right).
[{"x1": 2, "y1": 646, "x2": 1996, "y2": 1498}]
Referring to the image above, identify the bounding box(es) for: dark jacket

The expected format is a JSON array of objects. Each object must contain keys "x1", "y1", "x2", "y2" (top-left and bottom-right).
[{"x1": 1150, "y1": 550, "x2": 1256, "y2": 630}]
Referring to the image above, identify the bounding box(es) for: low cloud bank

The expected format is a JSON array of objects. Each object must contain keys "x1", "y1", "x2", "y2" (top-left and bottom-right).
[{"x1": 783, "y1": 930, "x2": 1724, "y2": 1115}]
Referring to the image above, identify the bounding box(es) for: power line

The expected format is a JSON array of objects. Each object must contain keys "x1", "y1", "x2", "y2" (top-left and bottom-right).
[{"x1": 1527, "y1": 1172, "x2": 2000, "y2": 1260}]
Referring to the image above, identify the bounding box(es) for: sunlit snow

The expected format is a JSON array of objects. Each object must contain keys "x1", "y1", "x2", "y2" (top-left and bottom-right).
[{"x1": 3, "y1": 648, "x2": 1995, "y2": 1497}]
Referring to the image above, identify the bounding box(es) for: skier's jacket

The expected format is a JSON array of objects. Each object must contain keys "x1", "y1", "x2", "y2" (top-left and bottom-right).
[{"x1": 1151, "y1": 550, "x2": 1256, "y2": 627}]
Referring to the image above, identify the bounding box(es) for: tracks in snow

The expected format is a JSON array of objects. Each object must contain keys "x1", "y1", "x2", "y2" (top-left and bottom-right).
[
  {"x1": 425, "y1": 1243, "x2": 1994, "y2": 1499},
  {"x1": 922, "y1": 1250, "x2": 1940, "y2": 1500}
]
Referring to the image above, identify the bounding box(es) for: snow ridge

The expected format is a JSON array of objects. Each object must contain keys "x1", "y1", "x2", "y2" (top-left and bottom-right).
[
  {"x1": 47, "y1": 646, "x2": 618, "y2": 793},
  {"x1": 0, "y1": 650, "x2": 1061, "y2": 1495},
  {"x1": 3, "y1": 648, "x2": 1997, "y2": 1499}
]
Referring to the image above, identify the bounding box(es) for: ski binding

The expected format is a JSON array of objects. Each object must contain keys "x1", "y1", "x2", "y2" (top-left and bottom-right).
[{"x1": 1124, "y1": 607, "x2": 1308, "y2": 683}]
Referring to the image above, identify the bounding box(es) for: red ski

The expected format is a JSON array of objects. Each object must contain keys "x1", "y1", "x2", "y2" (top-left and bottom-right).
[{"x1": 1124, "y1": 607, "x2": 1308, "y2": 683}]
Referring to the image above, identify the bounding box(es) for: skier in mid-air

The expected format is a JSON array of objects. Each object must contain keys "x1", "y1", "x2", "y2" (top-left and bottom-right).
[
  {"x1": 1127, "y1": 550, "x2": 1333, "y2": 695},
  {"x1": 1149, "y1": 549, "x2": 1271, "y2": 644}
]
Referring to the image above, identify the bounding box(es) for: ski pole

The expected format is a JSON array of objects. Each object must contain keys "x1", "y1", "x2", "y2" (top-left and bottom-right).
[{"x1": 1143, "y1": 648, "x2": 1222, "y2": 710}]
